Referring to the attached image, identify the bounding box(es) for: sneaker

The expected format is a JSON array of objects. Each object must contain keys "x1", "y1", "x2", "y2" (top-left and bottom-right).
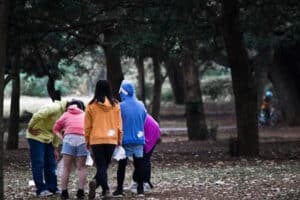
[
  {"x1": 37, "y1": 190, "x2": 52, "y2": 197},
  {"x1": 137, "y1": 191, "x2": 145, "y2": 197},
  {"x1": 144, "y1": 183, "x2": 152, "y2": 193},
  {"x1": 129, "y1": 181, "x2": 138, "y2": 193},
  {"x1": 61, "y1": 190, "x2": 69, "y2": 200},
  {"x1": 101, "y1": 189, "x2": 111, "y2": 198},
  {"x1": 51, "y1": 188, "x2": 62, "y2": 195},
  {"x1": 76, "y1": 189, "x2": 84, "y2": 199},
  {"x1": 112, "y1": 190, "x2": 124, "y2": 197},
  {"x1": 88, "y1": 180, "x2": 97, "y2": 200}
]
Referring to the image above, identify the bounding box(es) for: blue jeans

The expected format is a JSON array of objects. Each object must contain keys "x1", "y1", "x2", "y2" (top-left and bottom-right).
[{"x1": 28, "y1": 139, "x2": 58, "y2": 195}]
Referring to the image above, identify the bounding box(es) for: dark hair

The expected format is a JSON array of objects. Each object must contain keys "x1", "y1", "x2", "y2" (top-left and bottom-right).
[
  {"x1": 89, "y1": 80, "x2": 117, "y2": 106},
  {"x1": 67, "y1": 99, "x2": 85, "y2": 111}
]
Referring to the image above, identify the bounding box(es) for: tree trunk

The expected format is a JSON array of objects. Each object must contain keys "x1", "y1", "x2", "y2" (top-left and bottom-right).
[
  {"x1": 269, "y1": 41, "x2": 300, "y2": 125},
  {"x1": 222, "y1": 0, "x2": 259, "y2": 156},
  {"x1": 6, "y1": 52, "x2": 20, "y2": 150},
  {"x1": 165, "y1": 57, "x2": 185, "y2": 104},
  {"x1": 182, "y1": 39, "x2": 208, "y2": 140},
  {"x1": 135, "y1": 56, "x2": 146, "y2": 103},
  {"x1": 0, "y1": 0, "x2": 9, "y2": 198},
  {"x1": 47, "y1": 75, "x2": 61, "y2": 101},
  {"x1": 151, "y1": 55, "x2": 163, "y2": 122},
  {"x1": 103, "y1": 41, "x2": 124, "y2": 101}
]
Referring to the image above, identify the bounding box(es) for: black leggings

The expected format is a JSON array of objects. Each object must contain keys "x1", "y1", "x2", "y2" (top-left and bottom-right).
[
  {"x1": 91, "y1": 144, "x2": 115, "y2": 191},
  {"x1": 117, "y1": 156, "x2": 144, "y2": 192}
]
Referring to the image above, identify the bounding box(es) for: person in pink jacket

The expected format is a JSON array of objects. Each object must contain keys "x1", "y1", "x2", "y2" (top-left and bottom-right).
[
  {"x1": 53, "y1": 100, "x2": 88, "y2": 200},
  {"x1": 131, "y1": 114, "x2": 160, "y2": 192}
]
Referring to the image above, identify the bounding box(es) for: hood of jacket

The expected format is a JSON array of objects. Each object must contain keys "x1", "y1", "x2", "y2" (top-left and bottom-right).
[
  {"x1": 119, "y1": 80, "x2": 136, "y2": 101},
  {"x1": 67, "y1": 104, "x2": 84, "y2": 114},
  {"x1": 94, "y1": 98, "x2": 114, "y2": 112}
]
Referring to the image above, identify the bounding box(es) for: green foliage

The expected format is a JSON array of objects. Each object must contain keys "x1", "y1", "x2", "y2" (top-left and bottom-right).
[
  {"x1": 20, "y1": 75, "x2": 48, "y2": 97},
  {"x1": 201, "y1": 76, "x2": 233, "y2": 101}
]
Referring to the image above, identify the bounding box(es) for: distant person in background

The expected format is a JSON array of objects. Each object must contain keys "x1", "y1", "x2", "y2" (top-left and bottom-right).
[
  {"x1": 259, "y1": 90, "x2": 273, "y2": 124},
  {"x1": 27, "y1": 99, "x2": 68, "y2": 197},
  {"x1": 85, "y1": 80, "x2": 122, "y2": 199},
  {"x1": 113, "y1": 80, "x2": 147, "y2": 197},
  {"x1": 130, "y1": 114, "x2": 160, "y2": 193},
  {"x1": 53, "y1": 100, "x2": 87, "y2": 200}
]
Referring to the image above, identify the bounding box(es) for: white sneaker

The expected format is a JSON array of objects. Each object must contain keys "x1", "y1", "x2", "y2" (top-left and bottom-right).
[
  {"x1": 37, "y1": 190, "x2": 52, "y2": 197},
  {"x1": 129, "y1": 181, "x2": 137, "y2": 193},
  {"x1": 144, "y1": 183, "x2": 152, "y2": 193}
]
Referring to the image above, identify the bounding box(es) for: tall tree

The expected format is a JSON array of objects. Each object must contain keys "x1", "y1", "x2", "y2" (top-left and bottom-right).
[
  {"x1": 6, "y1": 49, "x2": 20, "y2": 150},
  {"x1": 0, "y1": 0, "x2": 9, "y2": 197},
  {"x1": 182, "y1": 38, "x2": 208, "y2": 140},
  {"x1": 151, "y1": 53, "x2": 163, "y2": 122},
  {"x1": 135, "y1": 55, "x2": 146, "y2": 103},
  {"x1": 221, "y1": 0, "x2": 259, "y2": 156},
  {"x1": 165, "y1": 57, "x2": 185, "y2": 105}
]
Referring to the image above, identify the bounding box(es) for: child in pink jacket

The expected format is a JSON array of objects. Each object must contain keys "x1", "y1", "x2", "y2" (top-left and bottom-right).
[
  {"x1": 53, "y1": 100, "x2": 87, "y2": 199},
  {"x1": 131, "y1": 114, "x2": 160, "y2": 192}
]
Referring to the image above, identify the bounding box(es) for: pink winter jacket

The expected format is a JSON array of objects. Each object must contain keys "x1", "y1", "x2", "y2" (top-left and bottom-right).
[
  {"x1": 53, "y1": 105, "x2": 85, "y2": 136},
  {"x1": 144, "y1": 114, "x2": 161, "y2": 153}
]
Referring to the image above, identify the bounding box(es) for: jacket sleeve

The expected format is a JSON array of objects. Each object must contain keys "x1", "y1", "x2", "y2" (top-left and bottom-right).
[
  {"x1": 53, "y1": 114, "x2": 65, "y2": 134},
  {"x1": 84, "y1": 106, "x2": 92, "y2": 145},
  {"x1": 117, "y1": 106, "x2": 123, "y2": 145},
  {"x1": 28, "y1": 103, "x2": 59, "y2": 129},
  {"x1": 52, "y1": 134, "x2": 61, "y2": 148}
]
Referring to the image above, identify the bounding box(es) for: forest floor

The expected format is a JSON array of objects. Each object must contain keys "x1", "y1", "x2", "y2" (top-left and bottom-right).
[{"x1": 3, "y1": 101, "x2": 300, "y2": 199}]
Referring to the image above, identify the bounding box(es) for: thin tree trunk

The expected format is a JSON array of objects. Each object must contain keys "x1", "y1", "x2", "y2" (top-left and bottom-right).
[
  {"x1": 0, "y1": 0, "x2": 9, "y2": 198},
  {"x1": 222, "y1": 0, "x2": 259, "y2": 156},
  {"x1": 151, "y1": 55, "x2": 163, "y2": 122},
  {"x1": 182, "y1": 39, "x2": 208, "y2": 140},
  {"x1": 7, "y1": 52, "x2": 20, "y2": 150},
  {"x1": 103, "y1": 37, "x2": 124, "y2": 100},
  {"x1": 135, "y1": 56, "x2": 146, "y2": 103},
  {"x1": 47, "y1": 75, "x2": 61, "y2": 101},
  {"x1": 165, "y1": 57, "x2": 185, "y2": 104}
]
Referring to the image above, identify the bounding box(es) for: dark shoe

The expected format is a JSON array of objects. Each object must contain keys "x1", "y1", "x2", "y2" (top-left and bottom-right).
[
  {"x1": 112, "y1": 190, "x2": 124, "y2": 197},
  {"x1": 101, "y1": 189, "x2": 111, "y2": 198},
  {"x1": 76, "y1": 189, "x2": 84, "y2": 199},
  {"x1": 88, "y1": 180, "x2": 97, "y2": 200},
  {"x1": 61, "y1": 190, "x2": 69, "y2": 200},
  {"x1": 137, "y1": 190, "x2": 145, "y2": 197}
]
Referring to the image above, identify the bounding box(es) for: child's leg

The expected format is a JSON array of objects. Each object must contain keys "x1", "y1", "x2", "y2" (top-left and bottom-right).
[
  {"x1": 75, "y1": 156, "x2": 87, "y2": 190},
  {"x1": 61, "y1": 154, "x2": 73, "y2": 190}
]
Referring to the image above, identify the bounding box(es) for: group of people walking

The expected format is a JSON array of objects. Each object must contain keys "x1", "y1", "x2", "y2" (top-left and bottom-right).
[{"x1": 26, "y1": 80, "x2": 161, "y2": 199}]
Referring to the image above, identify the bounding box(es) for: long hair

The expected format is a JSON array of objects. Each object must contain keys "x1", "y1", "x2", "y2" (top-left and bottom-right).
[{"x1": 89, "y1": 80, "x2": 117, "y2": 106}]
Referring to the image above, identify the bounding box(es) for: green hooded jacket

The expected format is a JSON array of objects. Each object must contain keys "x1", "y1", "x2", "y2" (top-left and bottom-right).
[{"x1": 26, "y1": 100, "x2": 67, "y2": 148}]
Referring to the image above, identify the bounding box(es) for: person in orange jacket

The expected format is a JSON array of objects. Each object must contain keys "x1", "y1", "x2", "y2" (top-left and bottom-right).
[{"x1": 84, "y1": 80, "x2": 122, "y2": 199}]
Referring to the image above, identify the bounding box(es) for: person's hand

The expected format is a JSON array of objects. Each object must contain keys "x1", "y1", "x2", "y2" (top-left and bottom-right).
[
  {"x1": 28, "y1": 127, "x2": 41, "y2": 136},
  {"x1": 54, "y1": 148, "x2": 60, "y2": 161},
  {"x1": 86, "y1": 143, "x2": 90, "y2": 151}
]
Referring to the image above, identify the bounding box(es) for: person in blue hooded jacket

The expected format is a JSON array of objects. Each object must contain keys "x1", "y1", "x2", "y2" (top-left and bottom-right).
[{"x1": 113, "y1": 80, "x2": 147, "y2": 197}]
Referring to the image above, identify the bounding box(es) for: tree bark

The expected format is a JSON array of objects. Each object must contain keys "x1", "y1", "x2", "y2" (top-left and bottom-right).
[
  {"x1": 151, "y1": 55, "x2": 163, "y2": 122},
  {"x1": 222, "y1": 0, "x2": 259, "y2": 156},
  {"x1": 135, "y1": 56, "x2": 146, "y2": 103},
  {"x1": 6, "y1": 52, "x2": 20, "y2": 150},
  {"x1": 47, "y1": 75, "x2": 61, "y2": 101},
  {"x1": 165, "y1": 57, "x2": 185, "y2": 105},
  {"x1": 103, "y1": 35, "x2": 124, "y2": 100},
  {"x1": 0, "y1": 0, "x2": 9, "y2": 198},
  {"x1": 269, "y1": 41, "x2": 300, "y2": 125},
  {"x1": 182, "y1": 39, "x2": 208, "y2": 140}
]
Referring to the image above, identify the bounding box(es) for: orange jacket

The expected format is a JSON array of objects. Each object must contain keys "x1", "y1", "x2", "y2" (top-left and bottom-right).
[{"x1": 84, "y1": 98, "x2": 122, "y2": 145}]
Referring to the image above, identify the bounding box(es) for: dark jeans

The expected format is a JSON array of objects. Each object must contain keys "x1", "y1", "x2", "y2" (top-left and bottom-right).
[
  {"x1": 117, "y1": 156, "x2": 144, "y2": 192},
  {"x1": 28, "y1": 139, "x2": 58, "y2": 195},
  {"x1": 91, "y1": 144, "x2": 115, "y2": 191},
  {"x1": 133, "y1": 145, "x2": 156, "y2": 184}
]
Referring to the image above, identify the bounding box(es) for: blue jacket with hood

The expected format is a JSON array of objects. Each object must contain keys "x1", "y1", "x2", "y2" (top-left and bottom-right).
[{"x1": 119, "y1": 80, "x2": 147, "y2": 145}]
